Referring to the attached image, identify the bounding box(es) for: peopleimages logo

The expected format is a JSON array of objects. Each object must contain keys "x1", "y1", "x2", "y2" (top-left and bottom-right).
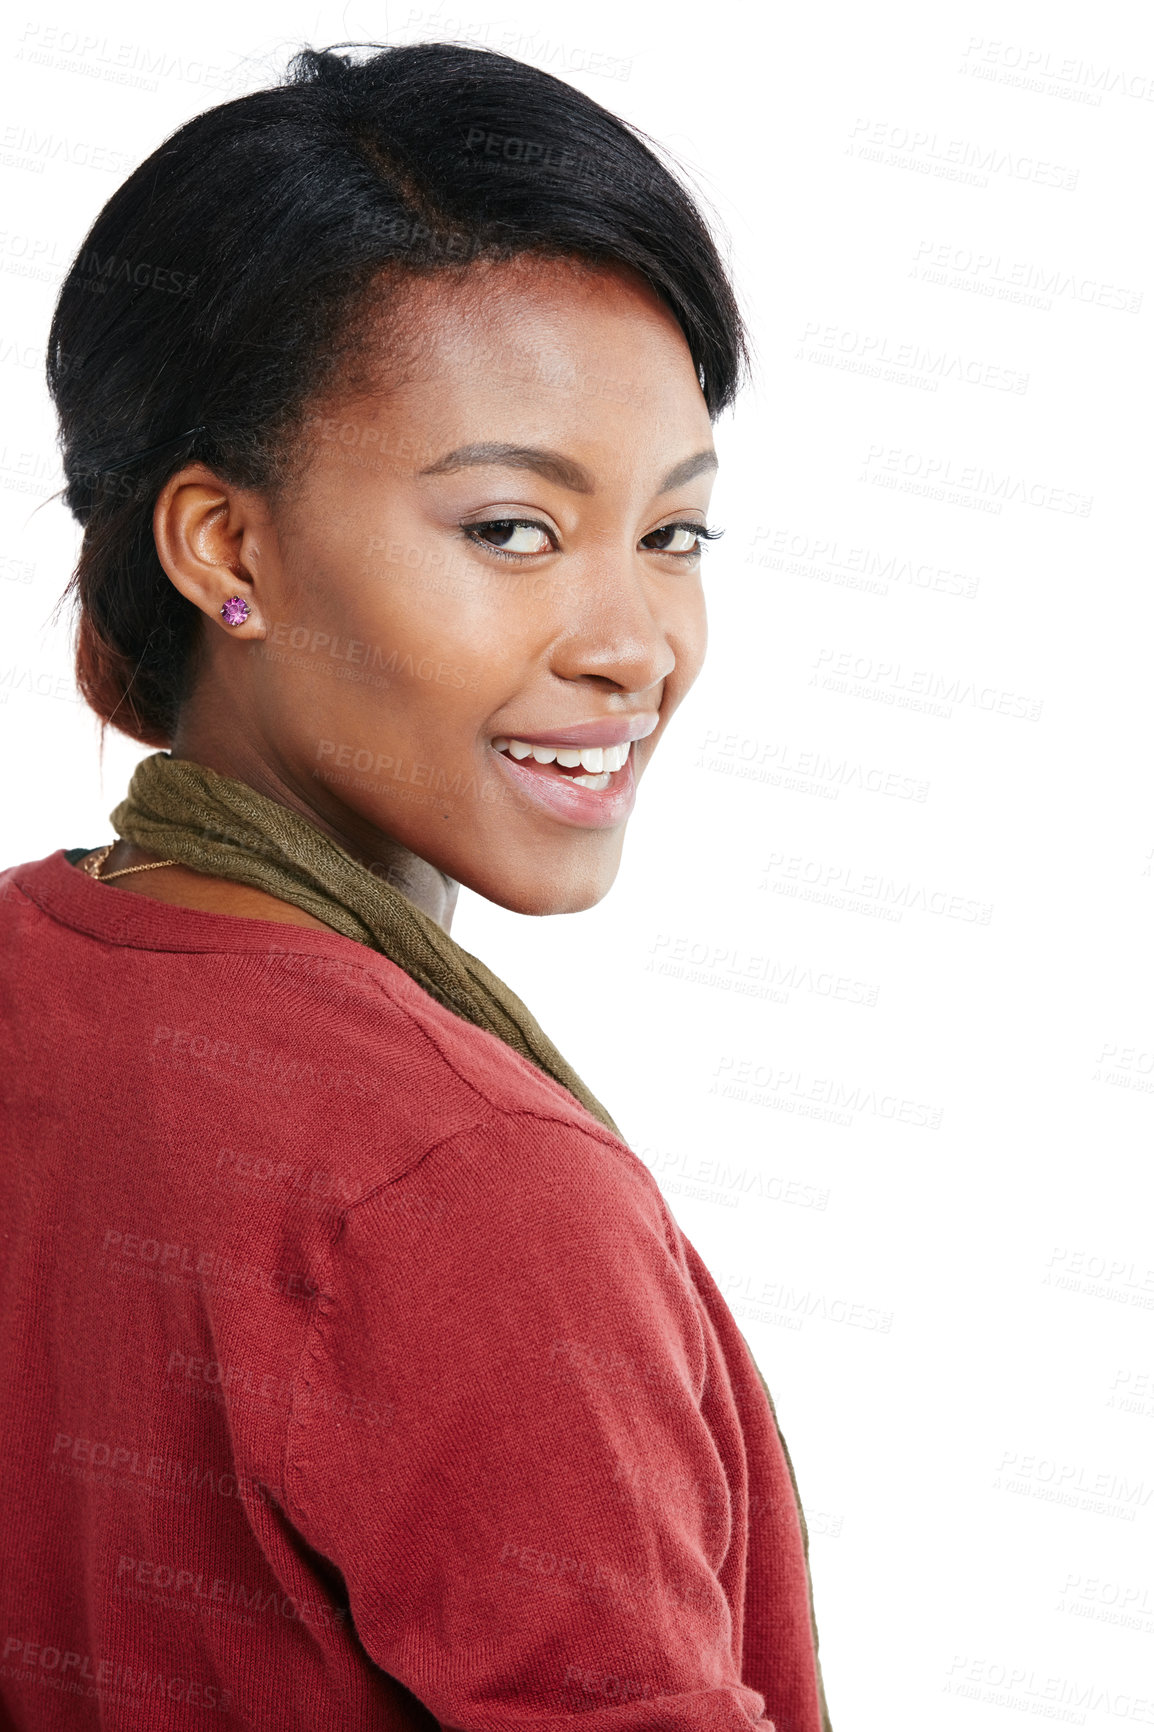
[
  {"x1": 114, "y1": 1555, "x2": 348, "y2": 1630},
  {"x1": 760, "y1": 852, "x2": 993, "y2": 925},
  {"x1": 794, "y1": 320, "x2": 1029, "y2": 394},
  {"x1": 810, "y1": 647, "x2": 1044, "y2": 721},
  {"x1": 859, "y1": 445, "x2": 1093, "y2": 515},
  {"x1": 912, "y1": 239, "x2": 1143, "y2": 313},
  {"x1": 266, "y1": 622, "x2": 468, "y2": 685},
  {"x1": 747, "y1": 526, "x2": 980, "y2": 602},
  {"x1": 944, "y1": 1653, "x2": 1154, "y2": 1721},
  {"x1": 708, "y1": 1054, "x2": 943, "y2": 1131},
  {"x1": 847, "y1": 117, "x2": 1079, "y2": 190},
  {"x1": 0, "y1": 1633, "x2": 232, "y2": 1712},
  {"x1": 959, "y1": 36, "x2": 1154, "y2": 105},
  {"x1": 696, "y1": 729, "x2": 930, "y2": 803},
  {"x1": 646, "y1": 932, "x2": 880, "y2": 1008}
]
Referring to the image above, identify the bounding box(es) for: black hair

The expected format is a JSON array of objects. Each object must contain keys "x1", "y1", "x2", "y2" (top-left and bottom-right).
[{"x1": 47, "y1": 41, "x2": 749, "y2": 746}]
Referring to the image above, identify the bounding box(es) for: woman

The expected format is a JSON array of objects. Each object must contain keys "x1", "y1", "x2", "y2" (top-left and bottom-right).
[{"x1": 0, "y1": 42, "x2": 833, "y2": 1731}]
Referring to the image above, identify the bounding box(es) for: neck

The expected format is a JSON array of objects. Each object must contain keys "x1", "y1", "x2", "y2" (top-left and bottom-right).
[{"x1": 158, "y1": 724, "x2": 461, "y2": 935}]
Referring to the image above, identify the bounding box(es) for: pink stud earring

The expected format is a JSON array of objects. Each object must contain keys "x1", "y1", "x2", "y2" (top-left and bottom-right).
[{"x1": 220, "y1": 595, "x2": 250, "y2": 627}]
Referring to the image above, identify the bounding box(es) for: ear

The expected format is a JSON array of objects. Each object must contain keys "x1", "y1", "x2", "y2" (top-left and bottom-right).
[{"x1": 152, "y1": 463, "x2": 272, "y2": 639}]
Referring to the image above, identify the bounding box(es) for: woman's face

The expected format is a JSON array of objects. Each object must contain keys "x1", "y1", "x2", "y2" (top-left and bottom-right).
[{"x1": 176, "y1": 257, "x2": 717, "y2": 916}]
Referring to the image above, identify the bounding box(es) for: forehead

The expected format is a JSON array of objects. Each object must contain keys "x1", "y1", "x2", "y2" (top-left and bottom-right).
[{"x1": 340, "y1": 255, "x2": 710, "y2": 440}]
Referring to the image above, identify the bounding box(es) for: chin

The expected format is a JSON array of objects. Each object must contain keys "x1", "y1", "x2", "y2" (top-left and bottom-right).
[{"x1": 477, "y1": 857, "x2": 619, "y2": 918}]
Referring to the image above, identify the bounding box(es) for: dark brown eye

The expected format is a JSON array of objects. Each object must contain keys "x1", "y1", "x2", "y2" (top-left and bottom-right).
[
  {"x1": 642, "y1": 520, "x2": 723, "y2": 558},
  {"x1": 642, "y1": 524, "x2": 703, "y2": 555},
  {"x1": 467, "y1": 520, "x2": 554, "y2": 555}
]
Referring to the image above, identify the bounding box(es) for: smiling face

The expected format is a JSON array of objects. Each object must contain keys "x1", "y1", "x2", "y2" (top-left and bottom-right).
[{"x1": 164, "y1": 255, "x2": 718, "y2": 917}]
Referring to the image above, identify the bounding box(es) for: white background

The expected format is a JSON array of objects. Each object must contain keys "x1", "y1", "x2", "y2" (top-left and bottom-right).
[{"x1": 3, "y1": 1, "x2": 1153, "y2": 1726}]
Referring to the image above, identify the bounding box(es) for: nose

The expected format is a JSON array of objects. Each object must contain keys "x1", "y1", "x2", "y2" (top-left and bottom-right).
[{"x1": 544, "y1": 554, "x2": 684, "y2": 695}]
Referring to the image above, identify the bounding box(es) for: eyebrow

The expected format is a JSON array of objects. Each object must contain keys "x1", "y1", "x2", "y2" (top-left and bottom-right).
[{"x1": 418, "y1": 441, "x2": 719, "y2": 495}]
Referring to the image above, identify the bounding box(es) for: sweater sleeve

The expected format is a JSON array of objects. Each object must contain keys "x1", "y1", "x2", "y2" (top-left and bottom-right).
[{"x1": 283, "y1": 1108, "x2": 775, "y2": 1731}]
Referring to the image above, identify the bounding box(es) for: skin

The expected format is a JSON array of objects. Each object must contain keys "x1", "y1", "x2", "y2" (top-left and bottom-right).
[{"x1": 95, "y1": 256, "x2": 718, "y2": 936}]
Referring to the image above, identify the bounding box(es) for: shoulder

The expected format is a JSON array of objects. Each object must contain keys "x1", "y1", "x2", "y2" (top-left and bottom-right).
[
  {"x1": 262, "y1": 934, "x2": 653, "y2": 1188},
  {"x1": 329, "y1": 1092, "x2": 695, "y2": 1379},
  {"x1": 3, "y1": 849, "x2": 661, "y2": 1225}
]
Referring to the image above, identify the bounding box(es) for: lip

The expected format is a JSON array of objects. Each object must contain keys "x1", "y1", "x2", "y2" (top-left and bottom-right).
[
  {"x1": 490, "y1": 712, "x2": 660, "y2": 750},
  {"x1": 488, "y1": 739, "x2": 638, "y2": 830}
]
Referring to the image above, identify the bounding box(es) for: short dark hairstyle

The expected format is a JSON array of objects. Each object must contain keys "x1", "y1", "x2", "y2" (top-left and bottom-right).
[{"x1": 47, "y1": 41, "x2": 749, "y2": 746}]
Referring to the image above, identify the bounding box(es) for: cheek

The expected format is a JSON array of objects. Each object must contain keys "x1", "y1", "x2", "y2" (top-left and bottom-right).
[
  {"x1": 356, "y1": 560, "x2": 523, "y2": 692},
  {"x1": 669, "y1": 585, "x2": 708, "y2": 686},
  {"x1": 270, "y1": 527, "x2": 533, "y2": 728},
  {"x1": 353, "y1": 520, "x2": 557, "y2": 684}
]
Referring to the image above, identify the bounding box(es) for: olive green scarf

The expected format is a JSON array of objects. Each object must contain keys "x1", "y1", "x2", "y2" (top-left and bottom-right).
[
  {"x1": 107, "y1": 749, "x2": 832, "y2": 1730},
  {"x1": 110, "y1": 751, "x2": 622, "y2": 1137}
]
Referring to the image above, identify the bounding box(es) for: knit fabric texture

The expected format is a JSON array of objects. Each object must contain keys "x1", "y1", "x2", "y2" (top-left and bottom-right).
[{"x1": 0, "y1": 840, "x2": 833, "y2": 1730}]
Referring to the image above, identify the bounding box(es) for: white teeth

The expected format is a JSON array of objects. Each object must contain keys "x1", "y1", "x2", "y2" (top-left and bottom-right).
[{"x1": 493, "y1": 736, "x2": 633, "y2": 783}]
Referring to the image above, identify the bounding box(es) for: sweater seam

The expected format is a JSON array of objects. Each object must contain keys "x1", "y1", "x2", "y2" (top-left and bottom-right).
[
  {"x1": 329, "y1": 1107, "x2": 503, "y2": 1216},
  {"x1": 280, "y1": 1106, "x2": 555, "y2": 1528},
  {"x1": 653, "y1": 1199, "x2": 709, "y2": 1401},
  {"x1": 331, "y1": 1099, "x2": 650, "y2": 1218},
  {"x1": 343, "y1": 961, "x2": 640, "y2": 1169},
  {"x1": 282, "y1": 1224, "x2": 339, "y2": 1535},
  {"x1": 283, "y1": 1111, "x2": 693, "y2": 1528}
]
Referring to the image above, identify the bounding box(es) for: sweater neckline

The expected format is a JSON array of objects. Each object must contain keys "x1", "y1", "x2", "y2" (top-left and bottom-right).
[{"x1": 11, "y1": 849, "x2": 394, "y2": 961}]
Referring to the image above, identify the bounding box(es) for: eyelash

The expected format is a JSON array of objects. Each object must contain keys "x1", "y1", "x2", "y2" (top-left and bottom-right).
[{"x1": 462, "y1": 518, "x2": 724, "y2": 563}]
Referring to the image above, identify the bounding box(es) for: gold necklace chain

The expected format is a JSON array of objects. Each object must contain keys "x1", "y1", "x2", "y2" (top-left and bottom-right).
[{"x1": 80, "y1": 843, "x2": 181, "y2": 882}]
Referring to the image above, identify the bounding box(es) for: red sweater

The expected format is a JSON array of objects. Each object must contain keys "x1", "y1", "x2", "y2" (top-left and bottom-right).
[{"x1": 0, "y1": 849, "x2": 828, "y2": 1731}]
